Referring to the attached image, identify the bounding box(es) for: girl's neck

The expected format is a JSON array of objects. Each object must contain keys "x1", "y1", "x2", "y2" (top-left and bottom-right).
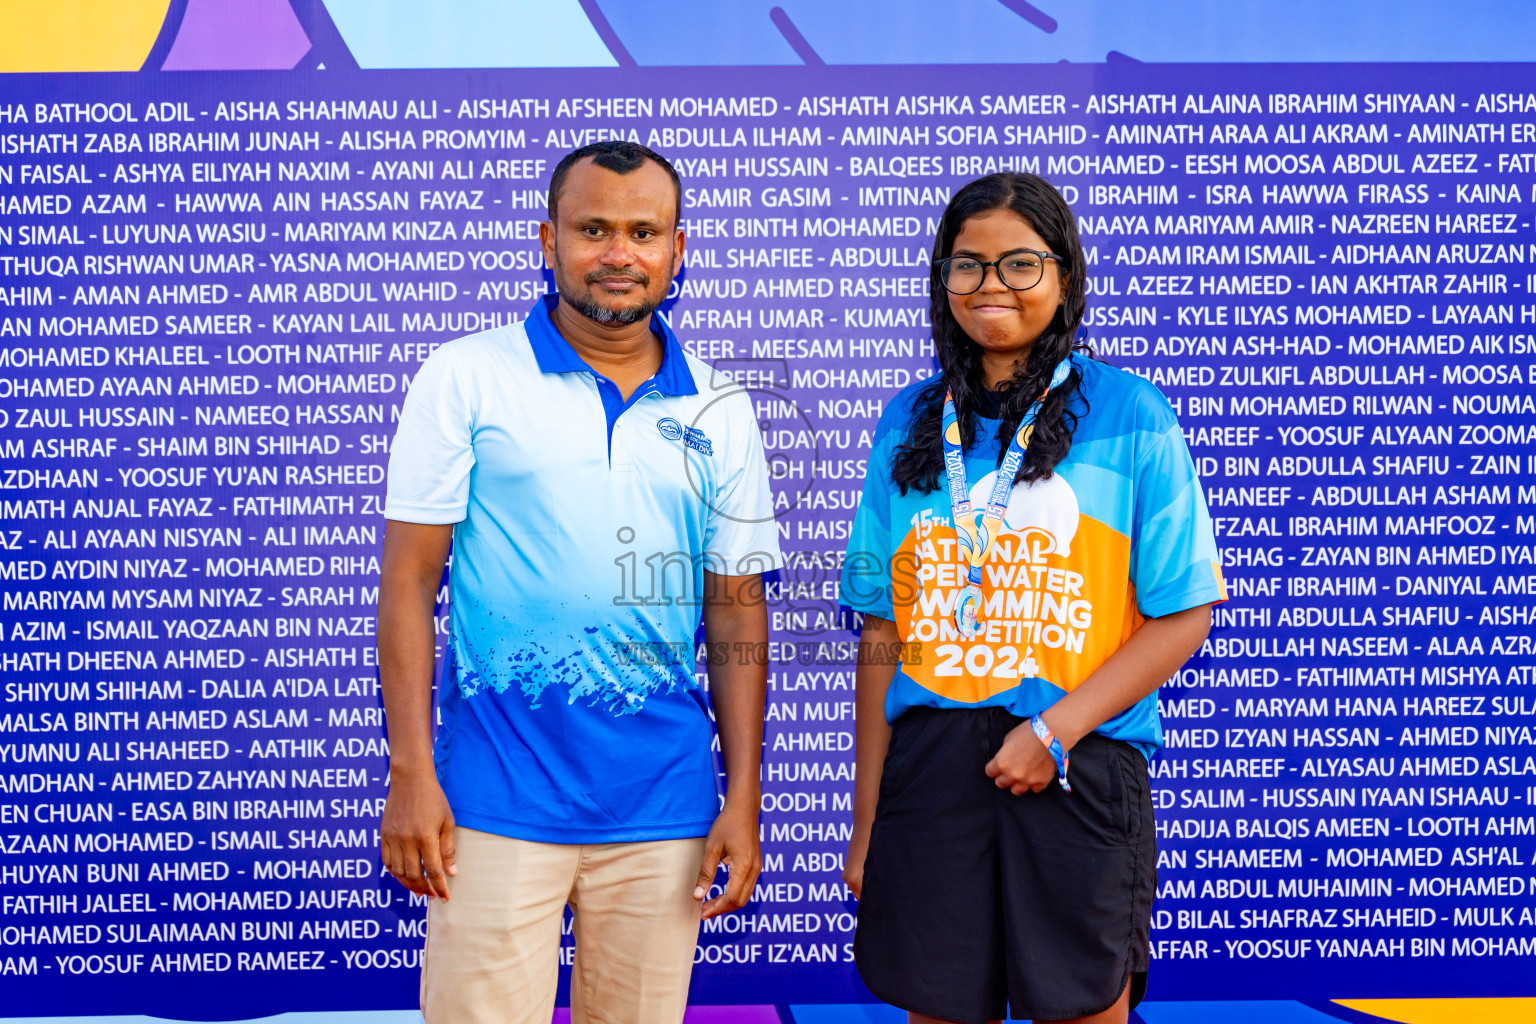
[{"x1": 981, "y1": 350, "x2": 1025, "y2": 389}]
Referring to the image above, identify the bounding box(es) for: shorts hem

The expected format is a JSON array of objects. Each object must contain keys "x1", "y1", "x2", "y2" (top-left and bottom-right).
[
  {"x1": 1014, "y1": 969, "x2": 1128, "y2": 1021},
  {"x1": 857, "y1": 975, "x2": 998, "y2": 1024},
  {"x1": 1006, "y1": 958, "x2": 1143, "y2": 1020}
]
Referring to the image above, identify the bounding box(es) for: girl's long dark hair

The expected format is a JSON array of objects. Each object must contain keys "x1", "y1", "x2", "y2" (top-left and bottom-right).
[{"x1": 891, "y1": 172, "x2": 1091, "y2": 495}]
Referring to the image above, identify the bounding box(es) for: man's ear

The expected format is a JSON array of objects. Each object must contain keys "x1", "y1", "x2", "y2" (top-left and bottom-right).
[
  {"x1": 672, "y1": 225, "x2": 687, "y2": 277},
  {"x1": 539, "y1": 219, "x2": 558, "y2": 266}
]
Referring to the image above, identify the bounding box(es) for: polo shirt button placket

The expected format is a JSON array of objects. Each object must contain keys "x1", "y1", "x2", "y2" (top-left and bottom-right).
[{"x1": 612, "y1": 410, "x2": 636, "y2": 472}]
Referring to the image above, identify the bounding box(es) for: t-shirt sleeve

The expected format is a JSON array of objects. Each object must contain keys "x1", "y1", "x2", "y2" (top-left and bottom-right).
[
  {"x1": 840, "y1": 423, "x2": 900, "y2": 621},
  {"x1": 384, "y1": 345, "x2": 476, "y2": 525},
  {"x1": 702, "y1": 392, "x2": 783, "y2": 576},
  {"x1": 1130, "y1": 424, "x2": 1227, "y2": 618}
]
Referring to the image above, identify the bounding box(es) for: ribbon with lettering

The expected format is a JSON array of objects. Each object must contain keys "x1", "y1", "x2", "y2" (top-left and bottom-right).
[{"x1": 941, "y1": 357, "x2": 1073, "y2": 639}]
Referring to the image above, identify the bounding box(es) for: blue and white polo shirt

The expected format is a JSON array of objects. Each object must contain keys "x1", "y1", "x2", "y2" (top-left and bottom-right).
[{"x1": 385, "y1": 295, "x2": 781, "y2": 843}]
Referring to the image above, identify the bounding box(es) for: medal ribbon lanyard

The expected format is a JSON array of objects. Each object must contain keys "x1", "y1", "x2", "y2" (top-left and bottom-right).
[{"x1": 940, "y1": 358, "x2": 1072, "y2": 640}]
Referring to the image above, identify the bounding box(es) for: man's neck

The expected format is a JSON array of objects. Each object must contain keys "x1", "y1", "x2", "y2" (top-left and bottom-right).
[{"x1": 551, "y1": 298, "x2": 663, "y2": 400}]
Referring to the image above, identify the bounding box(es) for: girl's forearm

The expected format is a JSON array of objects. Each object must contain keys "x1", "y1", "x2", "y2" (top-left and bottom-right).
[
  {"x1": 1042, "y1": 603, "x2": 1213, "y2": 748},
  {"x1": 851, "y1": 615, "x2": 900, "y2": 830}
]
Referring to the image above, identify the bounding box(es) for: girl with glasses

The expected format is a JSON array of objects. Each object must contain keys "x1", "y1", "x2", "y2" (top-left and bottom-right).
[{"x1": 839, "y1": 172, "x2": 1226, "y2": 1024}]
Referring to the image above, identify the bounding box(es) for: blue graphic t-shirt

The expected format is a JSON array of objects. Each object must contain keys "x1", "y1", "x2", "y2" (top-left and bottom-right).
[
  {"x1": 841, "y1": 357, "x2": 1225, "y2": 758},
  {"x1": 386, "y1": 297, "x2": 781, "y2": 842}
]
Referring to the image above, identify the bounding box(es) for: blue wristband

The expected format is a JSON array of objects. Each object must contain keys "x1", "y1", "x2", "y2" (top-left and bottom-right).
[{"x1": 1030, "y1": 714, "x2": 1071, "y2": 793}]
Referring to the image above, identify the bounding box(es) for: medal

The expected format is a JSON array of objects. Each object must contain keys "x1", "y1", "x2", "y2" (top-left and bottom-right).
[{"x1": 940, "y1": 358, "x2": 1072, "y2": 639}]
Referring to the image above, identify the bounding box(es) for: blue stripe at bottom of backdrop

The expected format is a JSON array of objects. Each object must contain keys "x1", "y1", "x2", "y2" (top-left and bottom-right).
[
  {"x1": 0, "y1": 1016, "x2": 425, "y2": 1024},
  {"x1": 0, "y1": 1005, "x2": 1400, "y2": 1024},
  {"x1": 788, "y1": 1004, "x2": 1368, "y2": 1024}
]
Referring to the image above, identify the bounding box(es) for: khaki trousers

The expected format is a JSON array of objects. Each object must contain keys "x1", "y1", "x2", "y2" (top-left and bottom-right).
[{"x1": 421, "y1": 827, "x2": 706, "y2": 1024}]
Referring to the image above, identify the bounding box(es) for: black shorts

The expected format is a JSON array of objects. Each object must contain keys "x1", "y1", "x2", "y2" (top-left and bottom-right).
[{"x1": 854, "y1": 707, "x2": 1156, "y2": 1023}]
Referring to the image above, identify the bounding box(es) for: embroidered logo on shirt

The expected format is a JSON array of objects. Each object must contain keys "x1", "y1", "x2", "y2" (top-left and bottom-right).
[{"x1": 658, "y1": 417, "x2": 713, "y2": 455}]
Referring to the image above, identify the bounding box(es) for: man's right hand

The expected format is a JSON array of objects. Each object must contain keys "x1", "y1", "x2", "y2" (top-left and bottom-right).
[{"x1": 380, "y1": 772, "x2": 457, "y2": 900}]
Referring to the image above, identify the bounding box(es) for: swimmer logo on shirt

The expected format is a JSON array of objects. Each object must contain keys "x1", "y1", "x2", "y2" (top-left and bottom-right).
[{"x1": 656, "y1": 417, "x2": 714, "y2": 456}]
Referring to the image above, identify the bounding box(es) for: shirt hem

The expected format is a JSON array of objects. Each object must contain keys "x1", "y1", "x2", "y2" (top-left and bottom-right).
[
  {"x1": 451, "y1": 807, "x2": 717, "y2": 845},
  {"x1": 383, "y1": 504, "x2": 467, "y2": 525},
  {"x1": 1138, "y1": 582, "x2": 1226, "y2": 620},
  {"x1": 706, "y1": 549, "x2": 786, "y2": 574}
]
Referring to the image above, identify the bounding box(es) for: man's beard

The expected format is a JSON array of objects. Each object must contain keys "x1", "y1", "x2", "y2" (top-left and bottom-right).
[
  {"x1": 570, "y1": 292, "x2": 656, "y2": 325},
  {"x1": 569, "y1": 268, "x2": 657, "y2": 325}
]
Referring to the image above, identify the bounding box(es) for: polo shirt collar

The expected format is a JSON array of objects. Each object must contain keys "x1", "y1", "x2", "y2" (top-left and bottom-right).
[{"x1": 525, "y1": 294, "x2": 697, "y2": 396}]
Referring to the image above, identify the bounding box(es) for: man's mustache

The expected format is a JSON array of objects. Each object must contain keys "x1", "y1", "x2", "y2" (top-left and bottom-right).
[{"x1": 585, "y1": 268, "x2": 649, "y2": 286}]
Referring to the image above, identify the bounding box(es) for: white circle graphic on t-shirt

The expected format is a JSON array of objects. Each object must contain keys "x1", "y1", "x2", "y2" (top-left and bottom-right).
[{"x1": 969, "y1": 470, "x2": 1080, "y2": 558}]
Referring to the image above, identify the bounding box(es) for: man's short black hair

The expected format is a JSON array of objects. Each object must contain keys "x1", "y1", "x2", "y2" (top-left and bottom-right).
[{"x1": 547, "y1": 140, "x2": 682, "y2": 227}]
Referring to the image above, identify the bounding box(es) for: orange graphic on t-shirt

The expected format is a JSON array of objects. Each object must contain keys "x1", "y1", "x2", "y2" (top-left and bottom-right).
[{"x1": 892, "y1": 497, "x2": 1138, "y2": 704}]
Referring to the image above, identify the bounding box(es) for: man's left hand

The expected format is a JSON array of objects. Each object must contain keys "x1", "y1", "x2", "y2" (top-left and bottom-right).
[{"x1": 693, "y1": 800, "x2": 761, "y2": 919}]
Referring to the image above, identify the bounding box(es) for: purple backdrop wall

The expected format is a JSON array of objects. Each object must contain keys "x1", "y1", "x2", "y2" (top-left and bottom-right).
[{"x1": 1, "y1": 61, "x2": 1535, "y2": 1019}]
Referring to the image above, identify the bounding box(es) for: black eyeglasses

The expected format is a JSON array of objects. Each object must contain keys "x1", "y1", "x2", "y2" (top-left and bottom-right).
[{"x1": 937, "y1": 250, "x2": 1064, "y2": 295}]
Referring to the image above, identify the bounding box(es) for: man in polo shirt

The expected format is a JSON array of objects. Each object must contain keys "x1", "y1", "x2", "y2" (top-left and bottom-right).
[{"x1": 378, "y1": 140, "x2": 780, "y2": 1024}]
